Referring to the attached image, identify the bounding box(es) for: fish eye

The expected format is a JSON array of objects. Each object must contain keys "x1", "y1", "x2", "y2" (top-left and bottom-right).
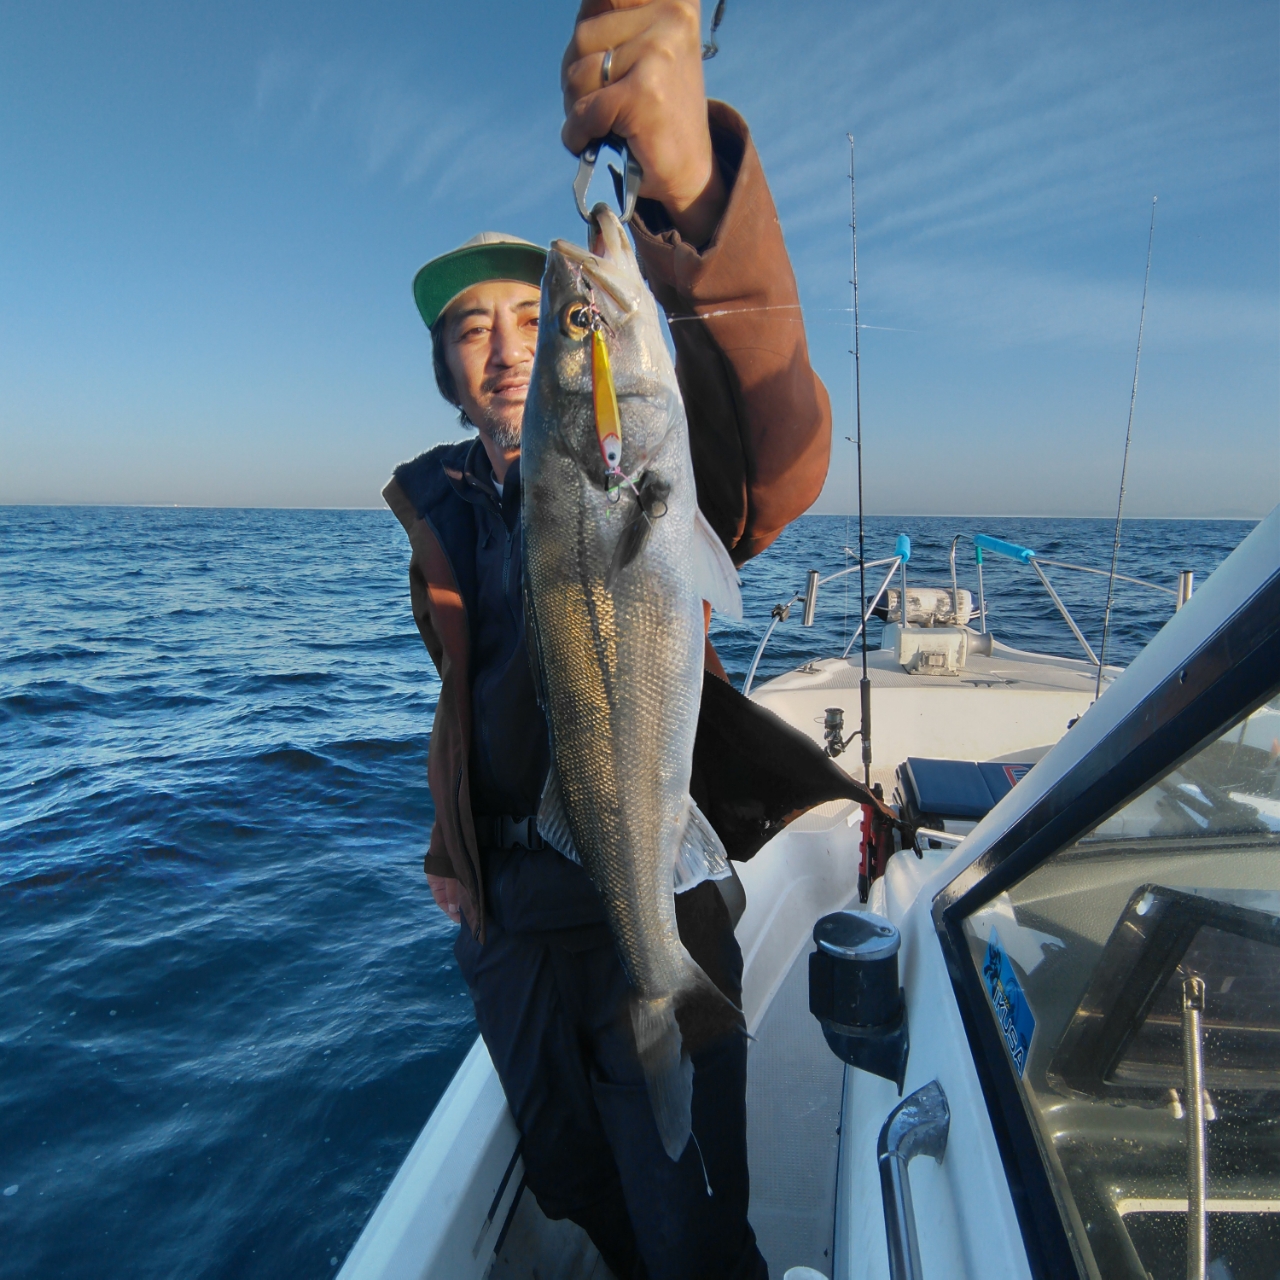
[{"x1": 560, "y1": 303, "x2": 593, "y2": 340}]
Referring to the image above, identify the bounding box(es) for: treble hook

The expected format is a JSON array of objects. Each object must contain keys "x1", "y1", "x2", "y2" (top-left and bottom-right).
[{"x1": 573, "y1": 132, "x2": 643, "y2": 225}]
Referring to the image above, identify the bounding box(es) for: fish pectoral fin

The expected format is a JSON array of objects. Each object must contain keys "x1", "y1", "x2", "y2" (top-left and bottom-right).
[
  {"x1": 631, "y1": 995, "x2": 693, "y2": 1162},
  {"x1": 604, "y1": 506, "x2": 652, "y2": 591},
  {"x1": 674, "y1": 797, "x2": 730, "y2": 892},
  {"x1": 693, "y1": 508, "x2": 743, "y2": 620},
  {"x1": 604, "y1": 473, "x2": 671, "y2": 592},
  {"x1": 536, "y1": 762, "x2": 581, "y2": 864}
]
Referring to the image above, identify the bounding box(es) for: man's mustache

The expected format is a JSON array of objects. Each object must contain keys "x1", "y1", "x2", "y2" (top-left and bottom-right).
[{"x1": 482, "y1": 366, "x2": 532, "y2": 397}]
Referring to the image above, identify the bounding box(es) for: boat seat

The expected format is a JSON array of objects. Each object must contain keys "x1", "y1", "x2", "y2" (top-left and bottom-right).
[{"x1": 899, "y1": 756, "x2": 1035, "y2": 823}]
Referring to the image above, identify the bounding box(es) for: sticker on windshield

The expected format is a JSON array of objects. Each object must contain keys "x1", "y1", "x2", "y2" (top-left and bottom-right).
[
  {"x1": 983, "y1": 929, "x2": 1035, "y2": 1076},
  {"x1": 1002, "y1": 763, "x2": 1031, "y2": 788}
]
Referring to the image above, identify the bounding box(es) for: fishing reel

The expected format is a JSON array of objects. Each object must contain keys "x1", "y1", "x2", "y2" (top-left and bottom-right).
[{"x1": 822, "y1": 706, "x2": 860, "y2": 758}]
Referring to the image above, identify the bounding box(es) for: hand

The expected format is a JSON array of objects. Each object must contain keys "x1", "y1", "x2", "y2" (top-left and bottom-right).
[
  {"x1": 427, "y1": 873, "x2": 464, "y2": 924},
  {"x1": 562, "y1": 0, "x2": 727, "y2": 246}
]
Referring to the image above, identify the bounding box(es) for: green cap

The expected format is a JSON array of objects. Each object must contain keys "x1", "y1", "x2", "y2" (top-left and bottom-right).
[{"x1": 412, "y1": 231, "x2": 548, "y2": 331}]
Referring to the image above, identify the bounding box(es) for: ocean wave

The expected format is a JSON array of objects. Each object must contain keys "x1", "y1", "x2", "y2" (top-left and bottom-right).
[{"x1": 0, "y1": 506, "x2": 1253, "y2": 1280}]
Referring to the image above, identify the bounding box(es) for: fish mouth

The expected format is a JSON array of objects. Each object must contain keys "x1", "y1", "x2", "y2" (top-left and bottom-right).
[{"x1": 550, "y1": 206, "x2": 641, "y2": 323}]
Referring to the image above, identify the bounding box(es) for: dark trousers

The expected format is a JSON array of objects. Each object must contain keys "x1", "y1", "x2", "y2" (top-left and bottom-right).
[{"x1": 455, "y1": 846, "x2": 767, "y2": 1280}]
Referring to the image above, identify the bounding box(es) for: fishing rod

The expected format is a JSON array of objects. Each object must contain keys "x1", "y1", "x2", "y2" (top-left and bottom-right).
[
  {"x1": 848, "y1": 134, "x2": 872, "y2": 787},
  {"x1": 1095, "y1": 196, "x2": 1157, "y2": 700}
]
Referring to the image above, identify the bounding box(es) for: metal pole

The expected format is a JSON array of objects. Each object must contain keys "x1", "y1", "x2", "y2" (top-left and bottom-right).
[
  {"x1": 1182, "y1": 975, "x2": 1207, "y2": 1280},
  {"x1": 842, "y1": 559, "x2": 902, "y2": 658},
  {"x1": 742, "y1": 600, "x2": 796, "y2": 698},
  {"x1": 976, "y1": 547, "x2": 987, "y2": 634},
  {"x1": 1030, "y1": 560, "x2": 1099, "y2": 666},
  {"x1": 1177, "y1": 570, "x2": 1194, "y2": 611},
  {"x1": 949, "y1": 537, "x2": 960, "y2": 625}
]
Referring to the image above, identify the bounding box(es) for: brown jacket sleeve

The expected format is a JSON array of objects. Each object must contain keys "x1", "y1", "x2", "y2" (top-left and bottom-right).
[{"x1": 629, "y1": 101, "x2": 831, "y2": 566}]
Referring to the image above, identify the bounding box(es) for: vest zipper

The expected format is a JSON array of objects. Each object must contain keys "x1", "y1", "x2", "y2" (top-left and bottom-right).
[
  {"x1": 502, "y1": 525, "x2": 516, "y2": 604},
  {"x1": 457, "y1": 763, "x2": 483, "y2": 941}
]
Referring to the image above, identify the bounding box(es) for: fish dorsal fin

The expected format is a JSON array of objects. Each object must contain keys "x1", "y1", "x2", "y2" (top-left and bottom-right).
[
  {"x1": 693, "y1": 509, "x2": 742, "y2": 620},
  {"x1": 536, "y1": 762, "x2": 581, "y2": 864}
]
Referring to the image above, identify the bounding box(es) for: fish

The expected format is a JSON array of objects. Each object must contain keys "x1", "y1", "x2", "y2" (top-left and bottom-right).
[{"x1": 521, "y1": 205, "x2": 744, "y2": 1161}]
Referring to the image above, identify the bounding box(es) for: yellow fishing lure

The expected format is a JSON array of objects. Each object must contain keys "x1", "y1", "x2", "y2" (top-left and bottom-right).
[{"x1": 591, "y1": 328, "x2": 623, "y2": 473}]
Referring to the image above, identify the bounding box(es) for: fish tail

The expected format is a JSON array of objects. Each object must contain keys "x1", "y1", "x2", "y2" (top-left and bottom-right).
[
  {"x1": 676, "y1": 949, "x2": 747, "y2": 1053},
  {"x1": 631, "y1": 956, "x2": 746, "y2": 1162},
  {"x1": 631, "y1": 994, "x2": 693, "y2": 1162}
]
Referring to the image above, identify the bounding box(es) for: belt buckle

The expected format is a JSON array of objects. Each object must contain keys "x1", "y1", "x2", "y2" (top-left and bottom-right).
[{"x1": 500, "y1": 815, "x2": 536, "y2": 849}]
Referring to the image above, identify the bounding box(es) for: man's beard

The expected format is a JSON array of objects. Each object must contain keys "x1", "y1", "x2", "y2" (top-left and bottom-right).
[
  {"x1": 474, "y1": 407, "x2": 522, "y2": 452},
  {"x1": 470, "y1": 369, "x2": 528, "y2": 452}
]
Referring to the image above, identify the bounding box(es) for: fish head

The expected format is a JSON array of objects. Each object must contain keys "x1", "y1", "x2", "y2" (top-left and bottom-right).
[{"x1": 529, "y1": 205, "x2": 679, "y2": 478}]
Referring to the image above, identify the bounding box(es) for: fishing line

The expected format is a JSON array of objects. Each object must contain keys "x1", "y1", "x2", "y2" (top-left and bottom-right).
[
  {"x1": 844, "y1": 515, "x2": 850, "y2": 653},
  {"x1": 849, "y1": 133, "x2": 872, "y2": 787},
  {"x1": 1095, "y1": 196, "x2": 1157, "y2": 701},
  {"x1": 689, "y1": 1130, "x2": 714, "y2": 1197},
  {"x1": 666, "y1": 305, "x2": 916, "y2": 332}
]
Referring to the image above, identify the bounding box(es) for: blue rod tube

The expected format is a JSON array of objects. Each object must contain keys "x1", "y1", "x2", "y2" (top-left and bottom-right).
[{"x1": 974, "y1": 533, "x2": 1036, "y2": 564}]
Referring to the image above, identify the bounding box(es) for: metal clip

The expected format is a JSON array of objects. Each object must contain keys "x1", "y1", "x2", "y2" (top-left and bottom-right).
[{"x1": 573, "y1": 132, "x2": 642, "y2": 225}]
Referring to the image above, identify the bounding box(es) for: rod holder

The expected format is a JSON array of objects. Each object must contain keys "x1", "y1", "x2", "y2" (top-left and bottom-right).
[
  {"x1": 802, "y1": 569, "x2": 820, "y2": 627},
  {"x1": 809, "y1": 910, "x2": 909, "y2": 1091},
  {"x1": 1177, "y1": 570, "x2": 1195, "y2": 611},
  {"x1": 860, "y1": 676, "x2": 873, "y2": 779}
]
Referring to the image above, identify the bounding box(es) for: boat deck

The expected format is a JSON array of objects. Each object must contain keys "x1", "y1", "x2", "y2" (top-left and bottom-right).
[
  {"x1": 485, "y1": 936, "x2": 845, "y2": 1279},
  {"x1": 763, "y1": 640, "x2": 1110, "y2": 695},
  {"x1": 341, "y1": 636, "x2": 1114, "y2": 1280},
  {"x1": 746, "y1": 938, "x2": 845, "y2": 1275},
  {"x1": 751, "y1": 641, "x2": 1109, "y2": 785}
]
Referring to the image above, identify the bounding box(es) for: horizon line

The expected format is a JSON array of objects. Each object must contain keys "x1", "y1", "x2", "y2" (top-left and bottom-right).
[{"x1": 0, "y1": 502, "x2": 1266, "y2": 522}]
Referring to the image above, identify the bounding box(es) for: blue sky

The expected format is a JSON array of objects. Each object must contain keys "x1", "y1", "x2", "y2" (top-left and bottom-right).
[{"x1": 1, "y1": 1, "x2": 1276, "y2": 516}]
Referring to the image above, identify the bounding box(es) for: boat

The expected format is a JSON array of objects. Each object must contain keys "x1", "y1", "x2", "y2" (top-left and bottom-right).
[{"x1": 338, "y1": 508, "x2": 1278, "y2": 1280}]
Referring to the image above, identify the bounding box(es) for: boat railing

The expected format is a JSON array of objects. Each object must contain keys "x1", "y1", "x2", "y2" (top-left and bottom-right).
[
  {"x1": 965, "y1": 533, "x2": 1185, "y2": 668},
  {"x1": 741, "y1": 552, "x2": 903, "y2": 696},
  {"x1": 741, "y1": 529, "x2": 1192, "y2": 697}
]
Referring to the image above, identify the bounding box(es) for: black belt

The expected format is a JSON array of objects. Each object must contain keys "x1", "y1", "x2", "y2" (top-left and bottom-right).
[{"x1": 474, "y1": 814, "x2": 546, "y2": 851}]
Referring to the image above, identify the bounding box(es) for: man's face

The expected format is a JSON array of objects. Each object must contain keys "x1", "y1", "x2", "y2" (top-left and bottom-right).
[{"x1": 441, "y1": 280, "x2": 541, "y2": 453}]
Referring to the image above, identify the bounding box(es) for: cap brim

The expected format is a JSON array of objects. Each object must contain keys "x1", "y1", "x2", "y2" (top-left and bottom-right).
[{"x1": 413, "y1": 242, "x2": 548, "y2": 330}]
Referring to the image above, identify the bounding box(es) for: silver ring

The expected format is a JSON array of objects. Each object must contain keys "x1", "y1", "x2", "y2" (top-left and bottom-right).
[{"x1": 600, "y1": 48, "x2": 613, "y2": 86}]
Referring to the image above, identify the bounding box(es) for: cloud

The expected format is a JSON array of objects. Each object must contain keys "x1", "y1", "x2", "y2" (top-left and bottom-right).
[
  {"x1": 723, "y1": 1, "x2": 1273, "y2": 237},
  {"x1": 705, "y1": 0, "x2": 1277, "y2": 349},
  {"x1": 250, "y1": 47, "x2": 566, "y2": 222},
  {"x1": 846, "y1": 254, "x2": 1280, "y2": 350}
]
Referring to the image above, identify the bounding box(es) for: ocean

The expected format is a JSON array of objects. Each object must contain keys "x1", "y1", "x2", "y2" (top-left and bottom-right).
[{"x1": 0, "y1": 506, "x2": 1256, "y2": 1278}]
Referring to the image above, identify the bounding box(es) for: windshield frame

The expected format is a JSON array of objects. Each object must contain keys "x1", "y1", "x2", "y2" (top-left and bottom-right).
[{"x1": 931, "y1": 558, "x2": 1280, "y2": 1279}]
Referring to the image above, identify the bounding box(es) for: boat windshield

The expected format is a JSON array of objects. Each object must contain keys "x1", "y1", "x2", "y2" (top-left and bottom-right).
[{"x1": 959, "y1": 688, "x2": 1280, "y2": 1280}]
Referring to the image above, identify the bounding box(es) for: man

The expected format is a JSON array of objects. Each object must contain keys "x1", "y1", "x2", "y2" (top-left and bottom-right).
[{"x1": 384, "y1": 3, "x2": 831, "y2": 1276}]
